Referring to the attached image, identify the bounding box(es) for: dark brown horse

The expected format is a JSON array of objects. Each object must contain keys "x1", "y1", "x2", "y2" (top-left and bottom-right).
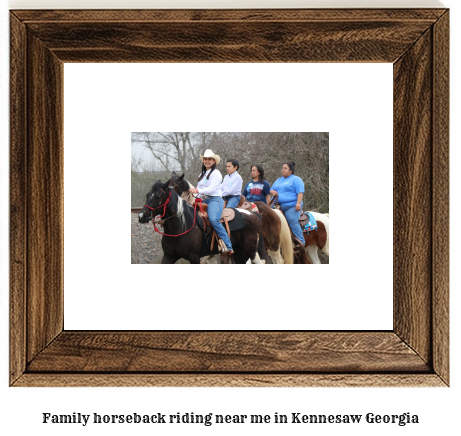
[
  {"x1": 138, "y1": 180, "x2": 264, "y2": 264},
  {"x1": 168, "y1": 172, "x2": 268, "y2": 264}
]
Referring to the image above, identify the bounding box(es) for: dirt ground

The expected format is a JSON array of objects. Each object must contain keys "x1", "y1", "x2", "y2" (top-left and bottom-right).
[{"x1": 131, "y1": 213, "x2": 328, "y2": 264}]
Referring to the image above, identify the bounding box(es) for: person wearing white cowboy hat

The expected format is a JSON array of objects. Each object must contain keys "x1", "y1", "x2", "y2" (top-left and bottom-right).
[
  {"x1": 189, "y1": 149, "x2": 234, "y2": 255},
  {"x1": 200, "y1": 149, "x2": 221, "y2": 165}
]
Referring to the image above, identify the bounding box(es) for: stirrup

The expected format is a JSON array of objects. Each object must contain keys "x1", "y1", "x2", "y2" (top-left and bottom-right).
[{"x1": 217, "y1": 239, "x2": 228, "y2": 252}]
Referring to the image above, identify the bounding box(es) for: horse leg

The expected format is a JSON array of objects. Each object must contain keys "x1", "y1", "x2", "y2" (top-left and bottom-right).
[
  {"x1": 256, "y1": 234, "x2": 268, "y2": 264},
  {"x1": 321, "y1": 236, "x2": 329, "y2": 256},
  {"x1": 306, "y1": 245, "x2": 321, "y2": 264},
  {"x1": 188, "y1": 255, "x2": 201, "y2": 264},
  {"x1": 220, "y1": 252, "x2": 234, "y2": 264},
  {"x1": 161, "y1": 254, "x2": 177, "y2": 264},
  {"x1": 316, "y1": 220, "x2": 329, "y2": 257},
  {"x1": 249, "y1": 236, "x2": 266, "y2": 264},
  {"x1": 267, "y1": 249, "x2": 283, "y2": 264},
  {"x1": 242, "y1": 233, "x2": 261, "y2": 264},
  {"x1": 251, "y1": 252, "x2": 265, "y2": 264},
  {"x1": 200, "y1": 255, "x2": 219, "y2": 264}
]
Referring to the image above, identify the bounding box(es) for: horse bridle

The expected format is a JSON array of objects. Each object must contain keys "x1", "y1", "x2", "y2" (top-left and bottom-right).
[
  {"x1": 145, "y1": 185, "x2": 202, "y2": 238},
  {"x1": 143, "y1": 187, "x2": 172, "y2": 218}
]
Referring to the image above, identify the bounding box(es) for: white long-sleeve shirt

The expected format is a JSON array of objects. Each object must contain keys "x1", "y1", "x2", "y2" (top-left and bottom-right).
[
  {"x1": 221, "y1": 172, "x2": 243, "y2": 196},
  {"x1": 197, "y1": 169, "x2": 223, "y2": 197}
]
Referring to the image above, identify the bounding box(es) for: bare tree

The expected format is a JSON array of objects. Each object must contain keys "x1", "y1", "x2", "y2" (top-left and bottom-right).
[
  {"x1": 131, "y1": 132, "x2": 329, "y2": 212},
  {"x1": 132, "y1": 132, "x2": 203, "y2": 173}
]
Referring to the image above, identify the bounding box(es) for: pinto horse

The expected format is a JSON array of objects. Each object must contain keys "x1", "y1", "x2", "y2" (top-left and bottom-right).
[
  {"x1": 138, "y1": 180, "x2": 264, "y2": 264},
  {"x1": 252, "y1": 201, "x2": 295, "y2": 264},
  {"x1": 168, "y1": 172, "x2": 270, "y2": 264},
  {"x1": 303, "y1": 211, "x2": 329, "y2": 264}
]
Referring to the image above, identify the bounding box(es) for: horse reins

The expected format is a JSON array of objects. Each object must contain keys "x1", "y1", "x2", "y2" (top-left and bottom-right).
[
  {"x1": 144, "y1": 188, "x2": 202, "y2": 237},
  {"x1": 269, "y1": 194, "x2": 279, "y2": 208}
]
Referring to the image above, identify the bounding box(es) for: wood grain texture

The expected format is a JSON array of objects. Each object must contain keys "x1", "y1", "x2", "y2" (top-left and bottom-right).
[
  {"x1": 12, "y1": 9, "x2": 447, "y2": 22},
  {"x1": 13, "y1": 374, "x2": 446, "y2": 388},
  {"x1": 25, "y1": 20, "x2": 433, "y2": 63},
  {"x1": 13, "y1": 9, "x2": 448, "y2": 64},
  {"x1": 9, "y1": 9, "x2": 449, "y2": 387},
  {"x1": 27, "y1": 332, "x2": 429, "y2": 373},
  {"x1": 9, "y1": 13, "x2": 28, "y2": 384},
  {"x1": 393, "y1": 29, "x2": 433, "y2": 363},
  {"x1": 432, "y1": 11, "x2": 449, "y2": 385},
  {"x1": 26, "y1": 34, "x2": 64, "y2": 362}
]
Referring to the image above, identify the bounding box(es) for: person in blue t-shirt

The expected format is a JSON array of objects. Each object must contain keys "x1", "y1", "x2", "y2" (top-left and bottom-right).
[
  {"x1": 242, "y1": 164, "x2": 271, "y2": 204},
  {"x1": 270, "y1": 161, "x2": 305, "y2": 245}
]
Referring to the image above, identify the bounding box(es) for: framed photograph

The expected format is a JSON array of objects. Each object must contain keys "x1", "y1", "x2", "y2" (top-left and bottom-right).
[{"x1": 10, "y1": 9, "x2": 449, "y2": 387}]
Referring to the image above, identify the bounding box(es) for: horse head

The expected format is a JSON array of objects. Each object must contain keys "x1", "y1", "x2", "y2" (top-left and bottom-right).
[
  {"x1": 168, "y1": 172, "x2": 185, "y2": 193},
  {"x1": 138, "y1": 179, "x2": 170, "y2": 224},
  {"x1": 168, "y1": 172, "x2": 195, "y2": 205}
]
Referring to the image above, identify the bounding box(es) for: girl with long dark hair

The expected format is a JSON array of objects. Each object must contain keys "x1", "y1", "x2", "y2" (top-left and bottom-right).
[
  {"x1": 188, "y1": 149, "x2": 234, "y2": 255},
  {"x1": 242, "y1": 164, "x2": 271, "y2": 204}
]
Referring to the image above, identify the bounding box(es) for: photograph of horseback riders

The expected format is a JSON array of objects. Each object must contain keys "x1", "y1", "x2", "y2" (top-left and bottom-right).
[{"x1": 132, "y1": 132, "x2": 329, "y2": 265}]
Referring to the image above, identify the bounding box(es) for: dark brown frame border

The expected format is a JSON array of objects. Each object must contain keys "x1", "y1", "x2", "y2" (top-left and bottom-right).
[{"x1": 10, "y1": 9, "x2": 449, "y2": 387}]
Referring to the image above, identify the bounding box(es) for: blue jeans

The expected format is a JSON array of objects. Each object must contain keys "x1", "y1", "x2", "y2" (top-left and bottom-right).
[
  {"x1": 280, "y1": 204, "x2": 305, "y2": 244},
  {"x1": 223, "y1": 195, "x2": 240, "y2": 208},
  {"x1": 204, "y1": 197, "x2": 233, "y2": 250}
]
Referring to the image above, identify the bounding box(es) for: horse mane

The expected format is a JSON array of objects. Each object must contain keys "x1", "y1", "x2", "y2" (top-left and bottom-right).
[
  {"x1": 167, "y1": 173, "x2": 195, "y2": 201},
  {"x1": 169, "y1": 188, "x2": 195, "y2": 230},
  {"x1": 145, "y1": 180, "x2": 162, "y2": 202},
  {"x1": 150, "y1": 180, "x2": 163, "y2": 192},
  {"x1": 179, "y1": 178, "x2": 196, "y2": 205}
]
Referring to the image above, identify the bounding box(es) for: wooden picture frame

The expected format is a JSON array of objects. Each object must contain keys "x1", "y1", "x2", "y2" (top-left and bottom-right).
[{"x1": 10, "y1": 9, "x2": 449, "y2": 387}]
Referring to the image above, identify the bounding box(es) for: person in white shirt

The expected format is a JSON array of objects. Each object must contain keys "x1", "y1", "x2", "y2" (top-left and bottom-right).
[
  {"x1": 221, "y1": 159, "x2": 243, "y2": 208},
  {"x1": 188, "y1": 149, "x2": 234, "y2": 255}
]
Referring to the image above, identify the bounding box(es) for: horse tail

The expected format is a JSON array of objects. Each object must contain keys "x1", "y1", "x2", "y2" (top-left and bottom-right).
[{"x1": 273, "y1": 209, "x2": 294, "y2": 264}]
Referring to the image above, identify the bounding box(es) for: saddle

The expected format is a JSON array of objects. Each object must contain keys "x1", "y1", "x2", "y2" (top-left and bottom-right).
[
  {"x1": 194, "y1": 200, "x2": 246, "y2": 251},
  {"x1": 299, "y1": 211, "x2": 318, "y2": 234},
  {"x1": 197, "y1": 202, "x2": 236, "y2": 225},
  {"x1": 270, "y1": 197, "x2": 317, "y2": 235},
  {"x1": 236, "y1": 195, "x2": 259, "y2": 213}
]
